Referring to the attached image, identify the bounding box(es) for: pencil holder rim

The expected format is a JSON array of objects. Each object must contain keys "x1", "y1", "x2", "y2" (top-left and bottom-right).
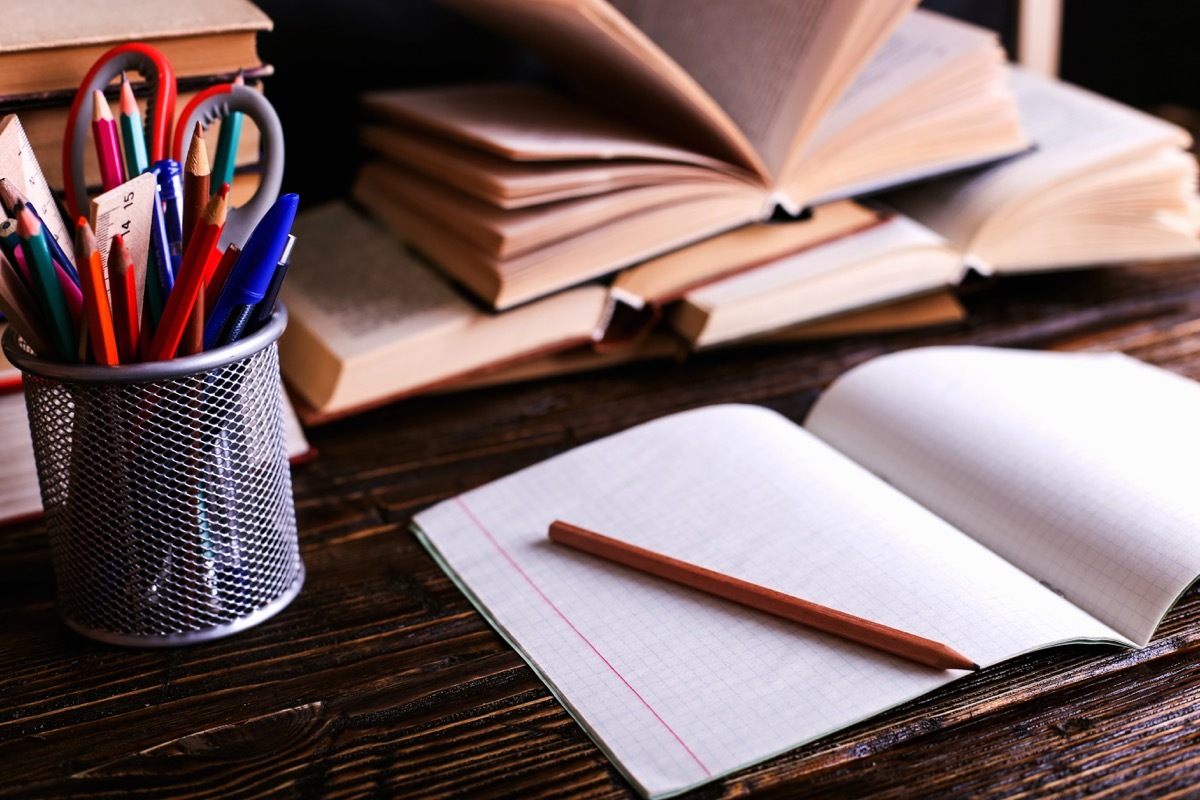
[{"x1": 2, "y1": 303, "x2": 287, "y2": 384}]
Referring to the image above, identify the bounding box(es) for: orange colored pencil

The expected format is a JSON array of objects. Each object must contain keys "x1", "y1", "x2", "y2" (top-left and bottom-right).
[
  {"x1": 73, "y1": 219, "x2": 118, "y2": 366},
  {"x1": 108, "y1": 234, "x2": 140, "y2": 363},
  {"x1": 146, "y1": 186, "x2": 228, "y2": 361},
  {"x1": 548, "y1": 521, "x2": 979, "y2": 672},
  {"x1": 182, "y1": 122, "x2": 210, "y2": 252}
]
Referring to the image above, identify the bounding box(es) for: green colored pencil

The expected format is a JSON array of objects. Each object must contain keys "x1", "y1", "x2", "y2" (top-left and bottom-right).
[
  {"x1": 211, "y1": 71, "x2": 245, "y2": 191},
  {"x1": 17, "y1": 206, "x2": 74, "y2": 361},
  {"x1": 119, "y1": 72, "x2": 149, "y2": 177}
]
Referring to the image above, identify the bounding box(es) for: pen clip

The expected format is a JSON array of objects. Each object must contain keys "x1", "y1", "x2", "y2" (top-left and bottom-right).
[
  {"x1": 64, "y1": 43, "x2": 176, "y2": 220},
  {"x1": 173, "y1": 84, "x2": 285, "y2": 249}
]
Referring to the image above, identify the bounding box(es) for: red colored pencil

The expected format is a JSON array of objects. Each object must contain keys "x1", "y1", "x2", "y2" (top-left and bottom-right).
[
  {"x1": 92, "y1": 89, "x2": 125, "y2": 192},
  {"x1": 205, "y1": 243, "x2": 241, "y2": 313},
  {"x1": 146, "y1": 185, "x2": 228, "y2": 361},
  {"x1": 108, "y1": 234, "x2": 140, "y2": 363},
  {"x1": 73, "y1": 219, "x2": 118, "y2": 366}
]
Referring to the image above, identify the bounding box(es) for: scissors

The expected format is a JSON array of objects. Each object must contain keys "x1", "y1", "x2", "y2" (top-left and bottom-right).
[{"x1": 63, "y1": 43, "x2": 284, "y2": 247}]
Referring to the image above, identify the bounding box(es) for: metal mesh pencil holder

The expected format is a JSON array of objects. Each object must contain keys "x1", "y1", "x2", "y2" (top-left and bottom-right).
[{"x1": 3, "y1": 306, "x2": 303, "y2": 647}]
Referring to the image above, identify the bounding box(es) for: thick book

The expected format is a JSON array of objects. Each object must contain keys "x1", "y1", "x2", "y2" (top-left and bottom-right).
[
  {"x1": 0, "y1": 0, "x2": 270, "y2": 99},
  {"x1": 880, "y1": 68, "x2": 1200, "y2": 271},
  {"x1": 651, "y1": 212, "x2": 963, "y2": 348},
  {"x1": 412, "y1": 346, "x2": 1200, "y2": 798},
  {"x1": 277, "y1": 203, "x2": 611, "y2": 424},
  {"x1": 277, "y1": 203, "x2": 965, "y2": 421},
  {"x1": 355, "y1": 3, "x2": 1027, "y2": 309}
]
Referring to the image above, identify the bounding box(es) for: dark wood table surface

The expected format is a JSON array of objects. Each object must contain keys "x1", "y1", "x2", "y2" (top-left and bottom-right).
[{"x1": 5, "y1": 261, "x2": 1200, "y2": 799}]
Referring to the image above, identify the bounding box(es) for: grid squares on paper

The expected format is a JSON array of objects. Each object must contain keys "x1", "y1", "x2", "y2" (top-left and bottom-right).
[{"x1": 414, "y1": 400, "x2": 1130, "y2": 798}]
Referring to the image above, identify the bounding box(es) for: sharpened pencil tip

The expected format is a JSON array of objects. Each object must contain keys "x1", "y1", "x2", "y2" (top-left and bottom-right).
[
  {"x1": 971, "y1": 663, "x2": 981, "y2": 671},
  {"x1": 92, "y1": 89, "x2": 114, "y2": 122}
]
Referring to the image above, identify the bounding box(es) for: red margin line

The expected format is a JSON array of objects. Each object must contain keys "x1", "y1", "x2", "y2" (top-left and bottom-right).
[{"x1": 454, "y1": 497, "x2": 711, "y2": 777}]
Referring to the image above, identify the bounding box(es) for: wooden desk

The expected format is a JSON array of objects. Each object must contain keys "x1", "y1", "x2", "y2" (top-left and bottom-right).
[{"x1": 5, "y1": 261, "x2": 1200, "y2": 798}]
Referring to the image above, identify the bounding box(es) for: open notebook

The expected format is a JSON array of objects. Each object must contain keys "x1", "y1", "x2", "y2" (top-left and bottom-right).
[{"x1": 413, "y1": 346, "x2": 1200, "y2": 798}]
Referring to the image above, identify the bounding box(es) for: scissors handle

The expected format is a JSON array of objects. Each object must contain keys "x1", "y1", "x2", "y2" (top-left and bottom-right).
[
  {"x1": 174, "y1": 84, "x2": 285, "y2": 249},
  {"x1": 64, "y1": 43, "x2": 176, "y2": 219}
]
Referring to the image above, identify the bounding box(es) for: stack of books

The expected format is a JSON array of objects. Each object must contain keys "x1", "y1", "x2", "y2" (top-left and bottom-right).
[
  {"x1": 0, "y1": 0, "x2": 272, "y2": 196},
  {"x1": 275, "y1": 0, "x2": 1200, "y2": 423}
]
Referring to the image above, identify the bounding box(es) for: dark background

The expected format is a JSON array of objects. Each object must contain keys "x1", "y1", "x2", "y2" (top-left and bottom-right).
[{"x1": 251, "y1": 0, "x2": 1200, "y2": 206}]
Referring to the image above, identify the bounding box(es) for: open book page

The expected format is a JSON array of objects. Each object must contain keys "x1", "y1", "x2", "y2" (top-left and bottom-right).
[
  {"x1": 880, "y1": 69, "x2": 1194, "y2": 255},
  {"x1": 670, "y1": 215, "x2": 965, "y2": 346},
  {"x1": 610, "y1": 199, "x2": 881, "y2": 306},
  {"x1": 362, "y1": 84, "x2": 737, "y2": 169},
  {"x1": 413, "y1": 405, "x2": 1122, "y2": 798},
  {"x1": 278, "y1": 203, "x2": 607, "y2": 415},
  {"x1": 361, "y1": 124, "x2": 747, "y2": 210},
  {"x1": 806, "y1": 347, "x2": 1200, "y2": 646},
  {"x1": 438, "y1": 0, "x2": 762, "y2": 174},
  {"x1": 792, "y1": 9, "x2": 1025, "y2": 202},
  {"x1": 609, "y1": 0, "x2": 913, "y2": 180}
]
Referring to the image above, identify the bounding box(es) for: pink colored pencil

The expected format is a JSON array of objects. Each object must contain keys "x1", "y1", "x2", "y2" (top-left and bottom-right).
[{"x1": 92, "y1": 89, "x2": 125, "y2": 192}]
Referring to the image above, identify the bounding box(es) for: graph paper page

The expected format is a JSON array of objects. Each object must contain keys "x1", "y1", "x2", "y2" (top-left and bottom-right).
[
  {"x1": 807, "y1": 346, "x2": 1200, "y2": 646},
  {"x1": 413, "y1": 404, "x2": 1122, "y2": 798}
]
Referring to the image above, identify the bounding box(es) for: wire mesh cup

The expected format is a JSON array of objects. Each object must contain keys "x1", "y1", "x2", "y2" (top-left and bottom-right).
[{"x1": 3, "y1": 306, "x2": 303, "y2": 647}]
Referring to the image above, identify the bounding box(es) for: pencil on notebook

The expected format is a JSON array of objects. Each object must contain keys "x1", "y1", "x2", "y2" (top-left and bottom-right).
[{"x1": 548, "y1": 520, "x2": 979, "y2": 672}]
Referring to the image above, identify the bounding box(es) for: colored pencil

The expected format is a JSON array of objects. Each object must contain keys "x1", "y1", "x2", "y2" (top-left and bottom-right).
[
  {"x1": 206, "y1": 243, "x2": 241, "y2": 312},
  {"x1": 147, "y1": 186, "x2": 227, "y2": 362},
  {"x1": 211, "y1": 70, "x2": 244, "y2": 192},
  {"x1": 108, "y1": 234, "x2": 140, "y2": 363},
  {"x1": 0, "y1": 178, "x2": 79, "y2": 284},
  {"x1": 92, "y1": 89, "x2": 125, "y2": 192},
  {"x1": 0, "y1": 251, "x2": 54, "y2": 357},
  {"x1": 73, "y1": 219, "x2": 119, "y2": 366},
  {"x1": 182, "y1": 122, "x2": 210, "y2": 252},
  {"x1": 17, "y1": 206, "x2": 75, "y2": 361},
  {"x1": 118, "y1": 72, "x2": 150, "y2": 177},
  {"x1": 548, "y1": 520, "x2": 980, "y2": 672}
]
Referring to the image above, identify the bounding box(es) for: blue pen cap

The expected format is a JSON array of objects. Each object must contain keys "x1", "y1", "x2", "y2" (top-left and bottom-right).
[
  {"x1": 204, "y1": 193, "x2": 299, "y2": 349},
  {"x1": 150, "y1": 159, "x2": 183, "y2": 200}
]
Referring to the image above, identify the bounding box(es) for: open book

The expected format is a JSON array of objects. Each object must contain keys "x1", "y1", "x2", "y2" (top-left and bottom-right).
[
  {"x1": 881, "y1": 68, "x2": 1200, "y2": 271},
  {"x1": 277, "y1": 202, "x2": 610, "y2": 423},
  {"x1": 354, "y1": 3, "x2": 1026, "y2": 308},
  {"x1": 413, "y1": 346, "x2": 1200, "y2": 798},
  {"x1": 653, "y1": 212, "x2": 964, "y2": 347}
]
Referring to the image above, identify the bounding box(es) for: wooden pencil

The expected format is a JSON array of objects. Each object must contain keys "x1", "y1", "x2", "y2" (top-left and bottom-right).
[
  {"x1": 146, "y1": 187, "x2": 228, "y2": 361},
  {"x1": 0, "y1": 251, "x2": 54, "y2": 357},
  {"x1": 182, "y1": 122, "x2": 210, "y2": 252},
  {"x1": 108, "y1": 234, "x2": 140, "y2": 363},
  {"x1": 73, "y1": 219, "x2": 118, "y2": 366},
  {"x1": 548, "y1": 520, "x2": 979, "y2": 672},
  {"x1": 16, "y1": 206, "x2": 75, "y2": 361},
  {"x1": 91, "y1": 89, "x2": 125, "y2": 192}
]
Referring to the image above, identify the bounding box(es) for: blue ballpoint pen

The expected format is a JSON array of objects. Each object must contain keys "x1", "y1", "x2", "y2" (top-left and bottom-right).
[
  {"x1": 245, "y1": 233, "x2": 295, "y2": 336},
  {"x1": 204, "y1": 193, "x2": 299, "y2": 350},
  {"x1": 148, "y1": 183, "x2": 175, "y2": 293},
  {"x1": 151, "y1": 159, "x2": 184, "y2": 277}
]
